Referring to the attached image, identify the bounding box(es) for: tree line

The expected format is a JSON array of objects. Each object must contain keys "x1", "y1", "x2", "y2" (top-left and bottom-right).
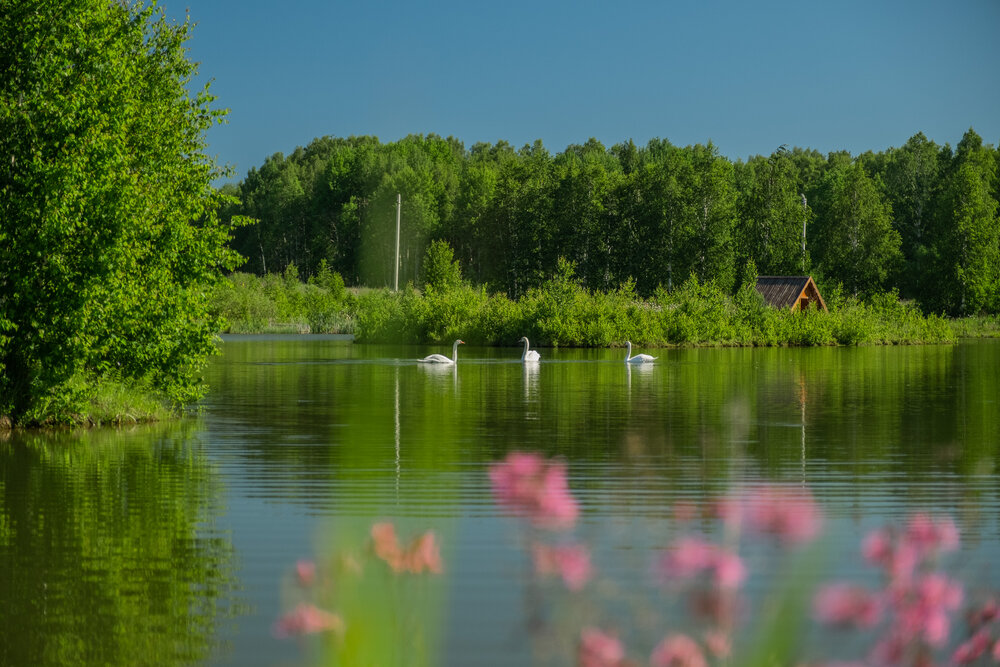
[{"x1": 220, "y1": 129, "x2": 1000, "y2": 316}]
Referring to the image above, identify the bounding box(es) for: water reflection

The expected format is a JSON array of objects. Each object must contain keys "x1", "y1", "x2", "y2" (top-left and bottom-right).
[
  {"x1": 0, "y1": 423, "x2": 238, "y2": 667},
  {"x1": 523, "y1": 362, "x2": 540, "y2": 416},
  {"x1": 193, "y1": 337, "x2": 1000, "y2": 665}
]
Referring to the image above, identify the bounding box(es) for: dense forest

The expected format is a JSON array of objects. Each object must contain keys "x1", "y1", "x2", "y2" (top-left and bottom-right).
[{"x1": 220, "y1": 129, "x2": 999, "y2": 316}]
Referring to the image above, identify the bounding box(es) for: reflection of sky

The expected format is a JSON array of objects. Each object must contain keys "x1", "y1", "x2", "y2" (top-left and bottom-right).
[{"x1": 198, "y1": 338, "x2": 1000, "y2": 665}]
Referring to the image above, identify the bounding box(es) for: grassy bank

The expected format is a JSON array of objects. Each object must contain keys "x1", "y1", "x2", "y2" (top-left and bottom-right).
[
  {"x1": 1, "y1": 378, "x2": 175, "y2": 429},
  {"x1": 207, "y1": 267, "x2": 988, "y2": 347}
]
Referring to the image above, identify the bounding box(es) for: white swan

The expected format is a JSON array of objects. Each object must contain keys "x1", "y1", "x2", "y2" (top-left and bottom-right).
[
  {"x1": 518, "y1": 337, "x2": 540, "y2": 362},
  {"x1": 624, "y1": 341, "x2": 656, "y2": 364},
  {"x1": 419, "y1": 339, "x2": 464, "y2": 364}
]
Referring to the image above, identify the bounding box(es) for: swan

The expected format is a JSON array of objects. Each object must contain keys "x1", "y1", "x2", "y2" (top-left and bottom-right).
[
  {"x1": 624, "y1": 341, "x2": 656, "y2": 364},
  {"x1": 419, "y1": 339, "x2": 464, "y2": 364},
  {"x1": 518, "y1": 337, "x2": 540, "y2": 362}
]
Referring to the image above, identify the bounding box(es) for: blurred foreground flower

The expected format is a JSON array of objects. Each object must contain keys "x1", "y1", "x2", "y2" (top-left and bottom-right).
[
  {"x1": 490, "y1": 451, "x2": 579, "y2": 528},
  {"x1": 816, "y1": 513, "x2": 966, "y2": 666},
  {"x1": 813, "y1": 584, "x2": 883, "y2": 629},
  {"x1": 650, "y1": 633, "x2": 707, "y2": 667},
  {"x1": 273, "y1": 603, "x2": 344, "y2": 638},
  {"x1": 718, "y1": 485, "x2": 822, "y2": 545},
  {"x1": 532, "y1": 542, "x2": 593, "y2": 591},
  {"x1": 295, "y1": 559, "x2": 316, "y2": 587},
  {"x1": 864, "y1": 514, "x2": 960, "y2": 584},
  {"x1": 371, "y1": 522, "x2": 443, "y2": 574},
  {"x1": 578, "y1": 627, "x2": 626, "y2": 667},
  {"x1": 657, "y1": 536, "x2": 746, "y2": 590}
]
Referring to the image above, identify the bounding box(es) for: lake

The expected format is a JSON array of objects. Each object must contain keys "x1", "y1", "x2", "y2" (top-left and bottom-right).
[{"x1": 2, "y1": 337, "x2": 999, "y2": 666}]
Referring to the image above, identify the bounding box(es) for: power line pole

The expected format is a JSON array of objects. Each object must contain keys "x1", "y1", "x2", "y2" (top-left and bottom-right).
[
  {"x1": 801, "y1": 193, "x2": 808, "y2": 273},
  {"x1": 394, "y1": 193, "x2": 401, "y2": 291}
]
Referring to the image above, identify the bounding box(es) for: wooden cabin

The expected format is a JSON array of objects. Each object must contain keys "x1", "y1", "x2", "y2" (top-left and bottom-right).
[{"x1": 754, "y1": 276, "x2": 828, "y2": 312}]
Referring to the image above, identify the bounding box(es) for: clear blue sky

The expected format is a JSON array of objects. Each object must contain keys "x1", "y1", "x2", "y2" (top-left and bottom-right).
[{"x1": 163, "y1": 0, "x2": 1000, "y2": 184}]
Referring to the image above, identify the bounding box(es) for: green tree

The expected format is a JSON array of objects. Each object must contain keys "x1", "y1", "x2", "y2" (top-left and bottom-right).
[
  {"x1": 0, "y1": 0, "x2": 242, "y2": 422},
  {"x1": 811, "y1": 162, "x2": 902, "y2": 296},
  {"x1": 877, "y1": 133, "x2": 943, "y2": 299},
  {"x1": 621, "y1": 139, "x2": 691, "y2": 294},
  {"x1": 422, "y1": 239, "x2": 463, "y2": 291},
  {"x1": 927, "y1": 130, "x2": 999, "y2": 314},
  {"x1": 735, "y1": 149, "x2": 811, "y2": 277},
  {"x1": 684, "y1": 142, "x2": 737, "y2": 291},
  {"x1": 551, "y1": 139, "x2": 623, "y2": 292}
]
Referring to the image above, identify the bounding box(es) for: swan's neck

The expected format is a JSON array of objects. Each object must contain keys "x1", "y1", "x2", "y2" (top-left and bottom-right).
[
  {"x1": 625, "y1": 342, "x2": 632, "y2": 362},
  {"x1": 452, "y1": 341, "x2": 460, "y2": 362},
  {"x1": 521, "y1": 338, "x2": 530, "y2": 360}
]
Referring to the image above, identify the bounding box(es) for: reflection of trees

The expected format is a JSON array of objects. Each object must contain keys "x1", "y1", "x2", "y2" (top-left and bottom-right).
[
  {"x1": 204, "y1": 339, "x2": 1000, "y2": 514},
  {"x1": 0, "y1": 423, "x2": 238, "y2": 666}
]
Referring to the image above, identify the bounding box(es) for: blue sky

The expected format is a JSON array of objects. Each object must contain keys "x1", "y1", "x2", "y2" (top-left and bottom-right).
[{"x1": 163, "y1": 0, "x2": 1000, "y2": 183}]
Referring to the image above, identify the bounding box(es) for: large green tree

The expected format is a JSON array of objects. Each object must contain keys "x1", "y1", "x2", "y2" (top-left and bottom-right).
[
  {"x1": 872, "y1": 132, "x2": 943, "y2": 300},
  {"x1": 926, "y1": 130, "x2": 999, "y2": 314},
  {"x1": 735, "y1": 148, "x2": 811, "y2": 277},
  {"x1": 0, "y1": 0, "x2": 242, "y2": 422},
  {"x1": 811, "y1": 161, "x2": 902, "y2": 297}
]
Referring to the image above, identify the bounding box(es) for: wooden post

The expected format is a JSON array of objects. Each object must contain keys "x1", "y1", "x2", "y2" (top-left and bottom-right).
[{"x1": 394, "y1": 193, "x2": 401, "y2": 291}]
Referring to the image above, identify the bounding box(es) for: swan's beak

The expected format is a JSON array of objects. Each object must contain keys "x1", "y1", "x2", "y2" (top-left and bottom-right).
[{"x1": 458, "y1": 340, "x2": 465, "y2": 345}]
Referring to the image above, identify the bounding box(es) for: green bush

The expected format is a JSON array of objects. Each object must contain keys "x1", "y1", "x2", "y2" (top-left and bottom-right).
[{"x1": 211, "y1": 268, "x2": 967, "y2": 349}]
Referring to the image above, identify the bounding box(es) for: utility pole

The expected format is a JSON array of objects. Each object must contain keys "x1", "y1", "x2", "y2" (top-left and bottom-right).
[
  {"x1": 394, "y1": 193, "x2": 401, "y2": 291},
  {"x1": 801, "y1": 193, "x2": 808, "y2": 273}
]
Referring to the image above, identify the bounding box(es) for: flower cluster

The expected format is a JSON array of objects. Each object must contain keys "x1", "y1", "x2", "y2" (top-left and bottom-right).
[
  {"x1": 532, "y1": 543, "x2": 593, "y2": 592},
  {"x1": 717, "y1": 484, "x2": 822, "y2": 544},
  {"x1": 490, "y1": 451, "x2": 593, "y2": 593},
  {"x1": 371, "y1": 522, "x2": 443, "y2": 574},
  {"x1": 490, "y1": 451, "x2": 579, "y2": 528},
  {"x1": 273, "y1": 521, "x2": 444, "y2": 639},
  {"x1": 814, "y1": 513, "x2": 967, "y2": 665},
  {"x1": 272, "y1": 603, "x2": 344, "y2": 638},
  {"x1": 656, "y1": 537, "x2": 746, "y2": 590}
]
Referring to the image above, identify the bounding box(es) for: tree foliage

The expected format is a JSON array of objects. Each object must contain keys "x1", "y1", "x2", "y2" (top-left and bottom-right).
[
  {"x1": 0, "y1": 0, "x2": 243, "y2": 422},
  {"x1": 220, "y1": 129, "x2": 1000, "y2": 316},
  {"x1": 810, "y1": 163, "x2": 902, "y2": 297},
  {"x1": 422, "y1": 240, "x2": 463, "y2": 291}
]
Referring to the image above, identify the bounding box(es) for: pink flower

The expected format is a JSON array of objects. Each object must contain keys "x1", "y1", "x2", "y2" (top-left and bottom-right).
[
  {"x1": 712, "y1": 551, "x2": 747, "y2": 590},
  {"x1": 657, "y1": 537, "x2": 746, "y2": 590},
  {"x1": 862, "y1": 528, "x2": 919, "y2": 583},
  {"x1": 813, "y1": 583, "x2": 883, "y2": 628},
  {"x1": 578, "y1": 627, "x2": 625, "y2": 667},
  {"x1": 650, "y1": 634, "x2": 707, "y2": 667},
  {"x1": 992, "y1": 638, "x2": 1000, "y2": 662},
  {"x1": 371, "y1": 522, "x2": 402, "y2": 567},
  {"x1": 863, "y1": 514, "x2": 961, "y2": 584},
  {"x1": 533, "y1": 543, "x2": 593, "y2": 591},
  {"x1": 295, "y1": 559, "x2": 316, "y2": 587},
  {"x1": 862, "y1": 528, "x2": 893, "y2": 565},
  {"x1": 719, "y1": 485, "x2": 822, "y2": 544},
  {"x1": 273, "y1": 603, "x2": 343, "y2": 638},
  {"x1": 891, "y1": 573, "x2": 964, "y2": 647},
  {"x1": 952, "y1": 629, "x2": 992, "y2": 664},
  {"x1": 905, "y1": 514, "x2": 960, "y2": 558},
  {"x1": 370, "y1": 522, "x2": 444, "y2": 574},
  {"x1": 408, "y1": 531, "x2": 443, "y2": 574},
  {"x1": 490, "y1": 452, "x2": 579, "y2": 529}
]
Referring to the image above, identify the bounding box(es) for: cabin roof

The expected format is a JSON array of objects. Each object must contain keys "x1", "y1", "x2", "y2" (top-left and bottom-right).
[{"x1": 755, "y1": 276, "x2": 827, "y2": 311}]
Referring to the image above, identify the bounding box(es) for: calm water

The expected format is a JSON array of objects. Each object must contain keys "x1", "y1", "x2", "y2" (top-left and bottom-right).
[{"x1": 2, "y1": 338, "x2": 999, "y2": 665}]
